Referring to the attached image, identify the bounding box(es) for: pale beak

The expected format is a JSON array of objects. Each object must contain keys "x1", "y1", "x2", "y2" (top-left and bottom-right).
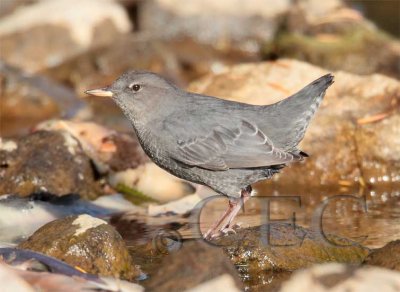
[{"x1": 85, "y1": 87, "x2": 113, "y2": 97}]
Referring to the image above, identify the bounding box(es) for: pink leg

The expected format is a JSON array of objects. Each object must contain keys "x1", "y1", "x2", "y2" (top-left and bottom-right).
[{"x1": 203, "y1": 187, "x2": 252, "y2": 240}]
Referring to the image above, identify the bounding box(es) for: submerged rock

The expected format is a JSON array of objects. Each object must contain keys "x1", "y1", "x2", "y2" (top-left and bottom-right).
[
  {"x1": 0, "y1": 0, "x2": 131, "y2": 72},
  {"x1": 18, "y1": 214, "x2": 139, "y2": 281},
  {"x1": 0, "y1": 131, "x2": 100, "y2": 199},
  {"x1": 213, "y1": 223, "x2": 369, "y2": 274},
  {"x1": 188, "y1": 59, "x2": 400, "y2": 191},
  {"x1": 145, "y1": 240, "x2": 242, "y2": 291},
  {"x1": 279, "y1": 263, "x2": 400, "y2": 292},
  {"x1": 364, "y1": 240, "x2": 400, "y2": 271}
]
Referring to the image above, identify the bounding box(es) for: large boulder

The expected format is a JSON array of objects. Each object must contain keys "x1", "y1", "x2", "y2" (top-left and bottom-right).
[{"x1": 188, "y1": 59, "x2": 400, "y2": 192}]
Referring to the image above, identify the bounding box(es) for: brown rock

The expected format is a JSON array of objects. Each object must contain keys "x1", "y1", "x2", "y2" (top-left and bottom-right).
[
  {"x1": 364, "y1": 240, "x2": 400, "y2": 271},
  {"x1": 18, "y1": 214, "x2": 139, "y2": 280},
  {"x1": 188, "y1": 59, "x2": 400, "y2": 191},
  {"x1": 0, "y1": 131, "x2": 100, "y2": 199},
  {"x1": 145, "y1": 240, "x2": 242, "y2": 291}
]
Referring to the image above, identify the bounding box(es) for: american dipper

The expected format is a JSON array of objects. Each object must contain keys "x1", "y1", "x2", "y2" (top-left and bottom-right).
[{"x1": 86, "y1": 71, "x2": 334, "y2": 239}]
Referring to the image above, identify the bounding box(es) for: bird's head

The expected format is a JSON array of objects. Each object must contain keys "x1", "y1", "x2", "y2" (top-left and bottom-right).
[{"x1": 85, "y1": 71, "x2": 180, "y2": 120}]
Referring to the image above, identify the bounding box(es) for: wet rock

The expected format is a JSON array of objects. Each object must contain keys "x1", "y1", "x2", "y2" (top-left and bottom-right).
[
  {"x1": 0, "y1": 62, "x2": 86, "y2": 137},
  {"x1": 18, "y1": 214, "x2": 139, "y2": 280},
  {"x1": 188, "y1": 59, "x2": 400, "y2": 191},
  {"x1": 0, "y1": 0, "x2": 131, "y2": 72},
  {"x1": 213, "y1": 223, "x2": 369, "y2": 274},
  {"x1": 279, "y1": 263, "x2": 400, "y2": 292},
  {"x1": 140, "y1": 0, "x2": 290, "y2": 54},
  {"x1": 0, "y1": 131, "x2": 100, "y2": 199},
  {"x1": 364, "y1": 240, "x2": 400, "y2": 271},
  {"x1": 145, "y1": 240, "x2": 242, "y2": 291},
  {"x1": 264, "y1": 0, "x2": 400, "y2": 77}
]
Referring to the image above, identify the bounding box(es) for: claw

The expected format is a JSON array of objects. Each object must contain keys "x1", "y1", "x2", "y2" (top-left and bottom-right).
[{"x1": 221, "y1": 227, "x2": 236, "y2": 235}]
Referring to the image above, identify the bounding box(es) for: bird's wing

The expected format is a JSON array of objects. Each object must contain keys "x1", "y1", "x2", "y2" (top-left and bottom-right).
[{"x1": 170, "y1": 119, "x2": 303, "y2": 171}]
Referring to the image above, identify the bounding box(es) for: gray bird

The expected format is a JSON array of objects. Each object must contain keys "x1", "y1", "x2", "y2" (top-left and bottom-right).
[{"x1": 86, "y1": 71, "x2": 334, "y2": 239}]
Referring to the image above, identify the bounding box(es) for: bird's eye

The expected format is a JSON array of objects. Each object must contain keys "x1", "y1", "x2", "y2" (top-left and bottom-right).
[{"x1": 130, "y1": 84, "x2": 141, "y2": 92}]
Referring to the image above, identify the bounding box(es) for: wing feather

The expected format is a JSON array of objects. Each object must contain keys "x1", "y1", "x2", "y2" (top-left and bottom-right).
[{"x1": 174, "y1": 119, "x2": 302, "y2": 170}]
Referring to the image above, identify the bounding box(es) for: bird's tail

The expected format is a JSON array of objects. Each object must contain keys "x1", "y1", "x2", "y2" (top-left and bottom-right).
[{"x1": 263, "y1": 74, "x2": 334, "y2": 150}]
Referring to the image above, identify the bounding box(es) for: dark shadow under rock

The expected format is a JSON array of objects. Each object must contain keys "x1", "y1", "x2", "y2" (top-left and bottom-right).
[{"x1": 144, "y1": 240, "x2": 243, "y2": 292}]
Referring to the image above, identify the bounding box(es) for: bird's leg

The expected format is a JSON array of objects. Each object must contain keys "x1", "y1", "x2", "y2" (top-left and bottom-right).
[
  {"x1": 220, "y1": 186, "x2": 252, "y2": 233},
  {"x1": 203, "y1": 199, "x2": 238, "y2": 240},
  {"x1": 203, "y1": 186, "x2": 252, "y2": 240}
]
